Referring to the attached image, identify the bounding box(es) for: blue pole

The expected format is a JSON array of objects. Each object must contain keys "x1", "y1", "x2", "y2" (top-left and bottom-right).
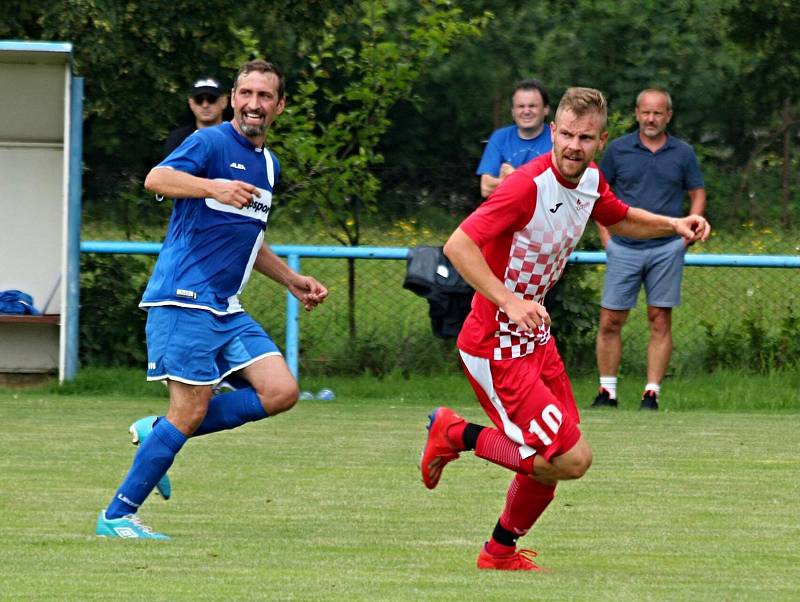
[
  {"x1": 285, "y1": 254, "x2": 300, "y2": 380},
  {"x1": 80, "y1": 242, "x2": 800, "y2": 268},
  {"x1": 64, "y1": 76, "x2": 84, "y2": 381}
]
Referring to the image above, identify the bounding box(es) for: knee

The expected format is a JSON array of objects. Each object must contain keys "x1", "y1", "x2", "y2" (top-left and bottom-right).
[
  {"x1": 649, "y1": 319, "x2": 672, "y2": 338},
  {"x1": 257, "y1": 381, "x2": 299, "y2": 415},
  {"x1": 167, "y1": 402, "x2": 209, "y2": 434},
  {"x1": 560, "y1": 449, "x2": 593, "y2": 480},
  {"x1": 599, "y1": 313, "x2": 624, "y2": 336}
]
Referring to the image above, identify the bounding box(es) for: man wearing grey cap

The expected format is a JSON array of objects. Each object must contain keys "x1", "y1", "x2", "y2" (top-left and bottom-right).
[{"x1": 164, "y1": 76, "x2": 229, "y2": 155}]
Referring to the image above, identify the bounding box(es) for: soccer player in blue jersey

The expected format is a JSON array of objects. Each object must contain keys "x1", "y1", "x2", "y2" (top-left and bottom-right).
[{"x1": 96, "y1": 59, "x2": 328, "y2": 539}]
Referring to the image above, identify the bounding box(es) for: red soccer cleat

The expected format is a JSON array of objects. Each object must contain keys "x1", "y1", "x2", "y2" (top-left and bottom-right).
[
  {"x1": 420, "y1": 407, "x2": 464, "y2": 489},
  {"x1": 477, "y1": 546, "x2": 544, "y2": 571}
]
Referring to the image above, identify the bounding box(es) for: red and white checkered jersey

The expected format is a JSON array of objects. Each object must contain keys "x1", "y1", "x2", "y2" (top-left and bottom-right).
[{"x1": 457, "y1": 153, "x2": 629, "y2": 360}]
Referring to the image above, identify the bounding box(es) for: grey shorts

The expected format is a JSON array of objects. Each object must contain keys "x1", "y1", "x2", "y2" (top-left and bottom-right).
[{"x1": 601, "y1": 237, "x2": 687, "y2": 310}]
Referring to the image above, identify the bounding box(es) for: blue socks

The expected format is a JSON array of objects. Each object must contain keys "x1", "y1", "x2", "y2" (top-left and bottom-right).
[
  {"x1": 106, "y1": 418, "x2": 186, "y2": 519},
  {"x1": 105, "y1": 388, "x2": 268, "y2": 519},
  {"x1": 192, "y1": 387, "x2": 268, "y2": 437}
]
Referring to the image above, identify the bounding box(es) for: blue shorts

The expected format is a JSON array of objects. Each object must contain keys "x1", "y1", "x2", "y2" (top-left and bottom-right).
[
  {"x1": 601, "y1": 237, "x2": 686, "y2": 310},
  {"x1": 145, "y1": 305, "x2": 281, "y2": 385}
]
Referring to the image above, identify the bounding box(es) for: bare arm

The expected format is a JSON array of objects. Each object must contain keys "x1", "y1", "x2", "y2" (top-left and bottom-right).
[
  {"x1": 607, "y1": 207, "x2": 710, "y2": 243},
  {"x1": 254, "y1": 246, "x2": 328, "y2": 311},
  {"x1": 595, "y1": 222, "x2": 612, "y2": 248},
  {"x1": 443, "y1": 227, "x2": 549, "y2": 333},
  {"x1": 144, "y1": 166, "x2": 256, "y2": 209},
  {"x1": 479, "y1": 163, "x2": 515, "y2": 198},
  {"x1": 688, "y1": 188, "x2": 706, "y2": 216},
  {"x1": 480, "y1": 174, "x2": 500, "y2": 198}
]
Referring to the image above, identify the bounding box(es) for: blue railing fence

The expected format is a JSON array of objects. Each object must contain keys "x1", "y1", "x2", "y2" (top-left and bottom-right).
[{"x1": 77, "y1": 241, "x2": 800, "y2": 380}]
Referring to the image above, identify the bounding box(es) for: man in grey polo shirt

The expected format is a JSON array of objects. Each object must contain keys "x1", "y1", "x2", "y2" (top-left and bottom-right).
[{"x1": 592, "y1": 88, "x2": 706, "y2": 411}]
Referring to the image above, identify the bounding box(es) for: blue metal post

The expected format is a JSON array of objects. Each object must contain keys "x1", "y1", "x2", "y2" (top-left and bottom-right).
[
  {"x1": 285, "y1": 254, "x2": 301, "y2": 379},
  {"x1": 78, "y1": 241, "x2": 800, "y2": 383},
  {"x1": 64, "y1": 76, "x2": 84, "y2": 381}
]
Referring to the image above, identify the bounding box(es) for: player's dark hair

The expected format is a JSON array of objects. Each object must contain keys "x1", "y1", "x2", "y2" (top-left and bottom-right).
[
  {"x1": 512, "y1": 78, "x2": 550, "y2": 108},
  {"x1": 233, "y1": 59, "x2": 285, "y2": 99}
]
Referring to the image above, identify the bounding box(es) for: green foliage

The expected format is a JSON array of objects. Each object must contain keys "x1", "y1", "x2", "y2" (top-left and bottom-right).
[
  {"x1": 1, "y1": 1, "x2": 254, "y2": 204},
  {"x1": 2, "y1": 0, "x2": 795, "y2": 230},
  {"x1": 701, "y1": 302, "x2": 800, "y2": 373},
  {"x1": 79, "y1": 253, "x2": 151, "y2": 367},
  {"x1": 546, "y1": 266, "x2": 601, "y2": 374},
  {"x1": 273, "y1": 0, "x2": 489, "y2": 247},
  {"x1": 303, "y1": 331, "x2": 461, "y2": 378},
  {"x1": 725, "y1": 0, "x2": 800, "y2": 116}
]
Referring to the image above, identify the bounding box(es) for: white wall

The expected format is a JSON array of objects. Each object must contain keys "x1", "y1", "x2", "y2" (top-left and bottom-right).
[{"x1": 0, "y1": 56, "x2": 67, "y2": 372}]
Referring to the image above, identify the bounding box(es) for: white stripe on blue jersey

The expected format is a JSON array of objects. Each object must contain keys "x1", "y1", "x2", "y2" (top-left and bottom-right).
[{"x1": 140, "y1": 122, "x2": 280, "y2": 315}]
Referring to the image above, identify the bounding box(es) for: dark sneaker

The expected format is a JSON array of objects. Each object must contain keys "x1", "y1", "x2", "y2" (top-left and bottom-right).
[
  {"x1": 640, "y1": 391, "x2": 659, "y2": 411},
  {"x1": 591, "y1": 388, "x2": 618, "y2": 408}
]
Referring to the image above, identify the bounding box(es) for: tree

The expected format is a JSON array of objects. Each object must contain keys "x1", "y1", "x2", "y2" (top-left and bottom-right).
[
  {"x1": 271, "y1": 0, "x2": 489, "y2": 338},
  {"x1": 726, "y1": 0, "x2": 800, "y2": 228}
]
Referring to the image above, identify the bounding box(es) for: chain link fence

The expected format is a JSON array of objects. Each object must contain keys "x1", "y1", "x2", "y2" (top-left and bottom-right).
[{"x1": 239, "y1": 252, "x2": 800, "y2": 379}]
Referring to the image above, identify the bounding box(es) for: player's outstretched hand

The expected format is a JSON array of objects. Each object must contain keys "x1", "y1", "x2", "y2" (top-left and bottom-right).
[
  {"x1": 213, "y1": 179, "x2": 257, "y2": 209},
  {"x1": 676, "y1": 214, "x2": 711, "y2": 244},
  {"x1": 289, "y1": 276, "x2": 329, "y2": 311}
]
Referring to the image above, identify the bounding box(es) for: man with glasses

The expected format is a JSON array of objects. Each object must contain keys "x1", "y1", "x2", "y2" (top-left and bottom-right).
[{"x1": 164, "y1": 76, "x2": 229, "y2": 155}]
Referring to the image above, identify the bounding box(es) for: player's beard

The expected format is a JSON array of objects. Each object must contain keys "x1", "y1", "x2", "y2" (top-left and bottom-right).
[
  {"x1": 556, "y1": 151, "x2": 588, "y2": 181},
  {"x1": 236, "y1": 111, "x2": 267, "y2": 137}
]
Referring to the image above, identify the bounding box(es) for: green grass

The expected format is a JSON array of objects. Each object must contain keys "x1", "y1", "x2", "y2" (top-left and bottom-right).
[{"x1": 1, "y1": 370, "x2": 798, "y2": 600}]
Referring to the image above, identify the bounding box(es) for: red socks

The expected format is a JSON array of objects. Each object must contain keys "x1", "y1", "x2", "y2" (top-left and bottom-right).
[
  {"x1": 448, "y1": 424, "x2": 557, "y2": 554},
  {"x1": 499, "y1": 473, "x2": 556, "y2": 537},
  {"x1": 474, "y1": 428, "x2": 535, "y2": 474}
]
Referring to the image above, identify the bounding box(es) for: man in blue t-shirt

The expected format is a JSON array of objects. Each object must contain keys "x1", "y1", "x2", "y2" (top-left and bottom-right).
[
  {"x1": 591, "y1": 88, "x2": 706, "y2": 412},
  {"x1": 96, "y1": 60, "x2": 328, "y2": 540},
  {"x1": 476, "y1": 79, "x2": 552, "y2": 198}
]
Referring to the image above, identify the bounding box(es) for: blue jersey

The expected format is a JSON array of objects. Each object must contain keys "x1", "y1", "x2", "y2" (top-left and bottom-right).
[
  {"x1": 140, "y1": 122, "x2": 280, "y2": 315},
  {"x1": 476, "y1": 124, "x2": 553, "y2": 176}
]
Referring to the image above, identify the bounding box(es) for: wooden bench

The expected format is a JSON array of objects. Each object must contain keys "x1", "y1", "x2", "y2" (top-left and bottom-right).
[{"x1": 0, "y1": 314, "x2": 60, "y2": 324}]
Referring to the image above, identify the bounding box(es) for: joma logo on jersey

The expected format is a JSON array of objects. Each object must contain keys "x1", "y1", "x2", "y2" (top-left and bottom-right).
[{"x1": 229, "y1": 162, "x2": 246, "y2": 170}]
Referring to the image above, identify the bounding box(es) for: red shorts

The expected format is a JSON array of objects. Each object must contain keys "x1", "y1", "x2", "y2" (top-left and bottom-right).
[{"x1": 459, "y1": 337, "x2": 581, "y2": 462}]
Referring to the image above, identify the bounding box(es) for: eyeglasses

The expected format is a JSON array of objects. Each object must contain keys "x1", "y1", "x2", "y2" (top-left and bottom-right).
[{"x1": 193, "y1": 94, "x2": 217, "y2": 105}]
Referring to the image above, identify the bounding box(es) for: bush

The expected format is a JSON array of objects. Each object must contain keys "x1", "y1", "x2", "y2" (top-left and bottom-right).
[
  {"x1": 79, "y1": 254, "x2": 151, "y2": 367},
  {"x1": 546, "y1": 265, "x2": 601, "y2": 375},
  {"x1": 701, "y1": 302, "x2": 800, "y2": 373}
]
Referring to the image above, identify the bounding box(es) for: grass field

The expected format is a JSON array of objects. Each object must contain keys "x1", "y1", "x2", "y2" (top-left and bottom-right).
[{"x1": 1, "y1": 371, "x2": 799, "y2": 601}]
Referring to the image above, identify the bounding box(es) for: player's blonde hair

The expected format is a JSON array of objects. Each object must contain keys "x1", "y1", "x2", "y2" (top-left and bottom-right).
[{"x1": 555, "y1": 87, "x2": 608, "y2": 131}]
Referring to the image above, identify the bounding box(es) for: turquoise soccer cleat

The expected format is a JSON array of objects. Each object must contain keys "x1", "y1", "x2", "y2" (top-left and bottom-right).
[
  {"x1": 129, "y1": 416, "x2": 172, "y2": 500},
  {"x1": 95, "y1": 511, "x2": 170, "y2": 540}
]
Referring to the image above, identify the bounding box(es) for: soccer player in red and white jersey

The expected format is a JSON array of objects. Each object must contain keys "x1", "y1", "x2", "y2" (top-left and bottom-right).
[{"x1": 420, "y1": 87, "x2": 710, "y2": 571}]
